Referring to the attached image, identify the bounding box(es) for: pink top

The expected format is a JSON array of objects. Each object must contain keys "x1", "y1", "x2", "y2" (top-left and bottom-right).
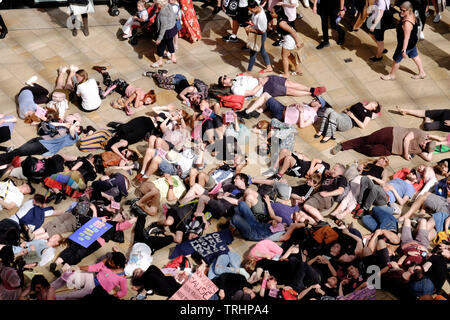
[
  {"x1": 249, "y1": 240, "x2": 283, "y2": 260},
  {"x1": 125, "y1": 85, "x2": 139, "y2": 97},
  {"x1": 88, "y1": 262, "x2": 127, "y2": 298},
  {"x1": 96, "y1": 221, "x2": 133, "y2": 246}
]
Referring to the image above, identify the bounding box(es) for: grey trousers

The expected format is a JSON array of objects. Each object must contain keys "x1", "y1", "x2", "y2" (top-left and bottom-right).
[
  {"x1": 358, "y1": 176, "x2": 388, "y2": 210},
  {"x1": 318, "y1": 108, "x2": 353, "y2": 137}
]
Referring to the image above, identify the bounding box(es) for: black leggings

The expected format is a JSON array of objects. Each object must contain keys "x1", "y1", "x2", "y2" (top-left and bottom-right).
[
  {"x1": 140, "y1": 265, "x2": 181, "y2": 297},
  {"x1": 58, "y1": 240, "x2": 102, "y2": 266},
  {"x1": 0, "y1": 137, "x2": 47, "y2": 165},
  {"x1": 0, "y1": 126, "x2": 11, "y2": 145},
  {"x1": 134, "y1": 215, "x2": 173, "y2": 253},
  {"x1": 98, "y1": 72, "x2": 129, "y2": 98}
]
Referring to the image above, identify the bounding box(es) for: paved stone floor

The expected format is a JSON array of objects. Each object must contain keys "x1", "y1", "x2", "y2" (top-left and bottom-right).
[{"x1": 0, "y1": 3, "x2": 448, "y2": 300}]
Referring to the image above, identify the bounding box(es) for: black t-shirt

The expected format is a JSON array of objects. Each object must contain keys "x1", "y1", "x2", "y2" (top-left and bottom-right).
[
  {"x1": 361, "y1": 163, "x2": 384, "y2": 179},
  {"x1": 349, "y1": 103, "x2": 373, "y2": 127},
  {"x1": 78, "y1": 158, "x2": 97, "y2": 183},
  {"x1": 276, "y1": 8, "x2": 295, "y2": 36},
  {"x1": 174, "y1": 79, "x2": 191, "y2": 94},
  {"x1": 212, "y1": 273, "x2": 251, "y2": 300},
  {"x1": 114, "y1": 116, "x2": 156, "y2": 146},
  {"x1": 291, "y1": 183, "x2": 314, "y2": 198},
  {"x1": 319, "y1": 175, "x2": 347, "y2": 192}
]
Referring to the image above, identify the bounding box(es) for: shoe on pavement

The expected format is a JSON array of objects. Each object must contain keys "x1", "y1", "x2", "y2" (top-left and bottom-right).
[
  {"x1": 433, "y1": 12, "x2": 441, "y2": 23},
  {"x1": 316, "y1": 41, "x2": 330, "y2": 50}
]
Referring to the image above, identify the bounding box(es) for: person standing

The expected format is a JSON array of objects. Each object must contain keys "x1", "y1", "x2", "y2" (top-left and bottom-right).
[
  {"x1": 246, "y1": 0, "x2": 273, "y2": 73},
  {"x1": 381, "y1": 1, "x2": 426, "y2": 80},
  {"x1": 222, "y1": 0, "x2": 250, "y2": 43},
  {"x1": 367, "y1": 0, "x2": 391, "y2": 61},
  {"x1": 68, "y1": 0, "x2": 95, "y2": 37},
  {"x1": 313, "y1": 0, "x2": 346, "y2": 49},
  {"x1": 152, "y1": 0, "x2": 178, "y2": 67}
]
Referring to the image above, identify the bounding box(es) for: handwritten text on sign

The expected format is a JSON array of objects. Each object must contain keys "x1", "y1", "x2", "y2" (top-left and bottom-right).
[
  {"x1": 170, "y1": 271, "x2": 218, "y2": 300},
  {"x1": 69, "y1": 217, "x2": 112, "y2": 248}
]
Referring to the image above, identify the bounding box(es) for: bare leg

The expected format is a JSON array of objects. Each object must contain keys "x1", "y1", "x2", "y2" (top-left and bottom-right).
[
  {"x1": 179, "y1": 183, "x2": 205, "y2": 204},
  {"x1": 281, "y1": 47, "x2": 290, "y2": 78},
  {"x1": 140, "y1": 147, "x2": 156, "y2": 175},
  {"x1": 244, "y1": 92, "x2": 271, "y2": 114},
  {"x1": 144, "y1": 156, "x2": 163, "y2": 177},
  {"x1": 397, "y1": 108, "x2": 426, "y2": 118},
  {"x1": 303, "y1": 204, "x2": 325, "y2": 222},
  {"x1": 197, "y1": 172, "x2": 209, "y2": 187},
  {"x1": 189, "y1": 168, "x2": 199, "y2": 187},
  {"x1": 382, "y1": 61, "x2": 400, "y2": 80},
  {"x1": 399, "y1": 192, "x2": 429, "y2": 222},
  {"x1": 278, "y1": 155, "x2": 296, "y2": 176},
  {"x1": 411, "y1": 55, "x2": 426, "y2": 78},
  {"x1": 55, "y1": 67, "x2": 68, "y2": 89},
  {"x1": 194, "y1": 194, "x2": 211, "y2": 215}
]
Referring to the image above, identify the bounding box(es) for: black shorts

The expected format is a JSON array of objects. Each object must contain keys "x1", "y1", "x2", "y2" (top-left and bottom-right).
[
  {"x1": 370, "y1": 28, "x2": 386, "y2": 42},
  {"x1": 206, "y1": 199, "x2": 230, "y2": 219},
  {"x1": 287, "y1": 155, "x2": 310, "y2": 178},
  {"x1": 233, "y1": 6, "x2": 250, "y2": 26},
  {"x1": 263, "y1": 76, "x2": 287, "y2": 97}
]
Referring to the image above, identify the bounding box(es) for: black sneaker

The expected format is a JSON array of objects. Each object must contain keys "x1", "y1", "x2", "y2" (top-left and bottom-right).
[
  {"x1": 336, "y1": 38, "x2": 345, "y2": 45},
  {"x1": 382, "y1": 49, "x2": 388, "y2": 54},
  {"x1": 272, "y1": 40, "x2": 282, "y2": 47},
  {"x1": 143, "y1": 71, "x2": 155, "y2": 77},
  {"x1": 131, "y1": 203, "x2": 148, "y2": 217},
  {"x1": 369, "y1": 56, "x2": 383, "y2": 62},
  {"x1": 241, "y1": 45, "x2": 250, "y2": 50},
  {"x1": 157, "y1": 69, "x2": 168, "y2": 75},
  {"x1": 236, "y1": 111, "x2": 251, "y2": 119},
  {"x1": 268, "y1": 173, "x2": 282, "y2": 181},
  {"x1": 125, "y1": 198, "x2": 140, "y2": 206},
  {"x1": 223, "y1": 34, "x2": 239, "y2": 43},
  {"x1": 316, "y1": 41, "x2": 330, "y2": 50},
  {"x1": 249, "y1": 111, "x2": 261, "y2": 118}
]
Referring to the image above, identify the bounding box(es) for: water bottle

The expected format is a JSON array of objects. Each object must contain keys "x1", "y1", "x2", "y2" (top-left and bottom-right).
[{"x1": 336, "y1": 15, "x2": 342, "y2": 24}]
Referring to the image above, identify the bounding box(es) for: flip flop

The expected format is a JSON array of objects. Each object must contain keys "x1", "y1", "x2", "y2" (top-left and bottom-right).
[{"x1": 258, "y1": 69, "x2": 273, "y2": 74}]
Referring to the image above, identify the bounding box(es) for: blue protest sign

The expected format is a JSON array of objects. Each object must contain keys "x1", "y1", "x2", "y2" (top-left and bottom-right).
[{"x1": 69, "y1": 217, "x2": 112, "y2": 248}]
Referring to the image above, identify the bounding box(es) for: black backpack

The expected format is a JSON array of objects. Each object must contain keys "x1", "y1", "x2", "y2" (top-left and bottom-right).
[
  {"x1": 21, "y1": 156, "x2": 47, "y2": 183},
  {"x1": 37, "y1": 121, "x2": 59, "y2": 137}
]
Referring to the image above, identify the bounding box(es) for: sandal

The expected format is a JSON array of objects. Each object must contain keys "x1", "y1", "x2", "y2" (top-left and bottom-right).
[
  {"x1": 411, "y1": 74, "x2": 426, "y2": 79},
  {"x1": 151, "y1": 62, "x2": 163, "y2": 68},
  {"x1": 380, "y1": 74, "x2": 396, "y2": 81}
]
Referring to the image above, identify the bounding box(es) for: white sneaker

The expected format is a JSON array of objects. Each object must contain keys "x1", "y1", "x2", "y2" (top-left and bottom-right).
[
  {"x1": 433, "y1": 12, "x2": 441, "y2": 23},
  {"x1": 302, "y1": 0, "x2": 310, "y2": 7},
  {"x1": 419, "y1": 31, "x2": 425, "y2": 40},
  {"x1": 25, "y1": 75, "x2": 38, "y2": 86}
]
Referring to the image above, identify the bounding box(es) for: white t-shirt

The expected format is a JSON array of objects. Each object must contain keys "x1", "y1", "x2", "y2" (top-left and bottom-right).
[
  {"x1": 251, "y1": 8, "x2": 268, "y2": 33},
  {"x1": 302, "y1": 105, "x2": 318, "y2": 124},
  {"x1": 238, "y1": 0, "x2": 248, "y2": 8},
  {"x1": 0, "y1": 181, "x2": 24, "y2": 211},
  {"x1": 283, "y1": 0, "x2": 299, "y2": 22},
  {"x1": 231, "y1": 76, "x2": 263, "y2": 97},
  {"x1": 124, "y1": 243, "x2": 153, "y2": 277},
  {"x1": 375, "y1": 0, "x2": 389, "y2": 11},
  {"x1": 76, "y1": 78, "x2": 101, "y2": 111}
]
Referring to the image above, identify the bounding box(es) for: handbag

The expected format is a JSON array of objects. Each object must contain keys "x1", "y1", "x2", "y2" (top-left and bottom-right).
[
  {"x1": 223, "y1": 0, "x2": 239, "y2": 17},
  {"x1": 68, "y1": 0, "x2": 89, "y2": 5},
  {"x1": 246, "y1": 32, "x2": 261, "y2": 51}
]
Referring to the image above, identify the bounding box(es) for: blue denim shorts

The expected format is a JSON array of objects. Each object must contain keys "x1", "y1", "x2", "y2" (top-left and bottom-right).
[
  {"x1": 393, "y1": 46, "x2": 418, "y2": 63},
  {"x1": 158, "y1": 159, "x2": 176, "y2": 175}
]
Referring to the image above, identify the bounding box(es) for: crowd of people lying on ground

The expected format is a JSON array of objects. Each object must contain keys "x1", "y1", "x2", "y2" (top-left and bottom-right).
[{"x1": 0, "y1": 0, "x2": 449, "y2": 301}]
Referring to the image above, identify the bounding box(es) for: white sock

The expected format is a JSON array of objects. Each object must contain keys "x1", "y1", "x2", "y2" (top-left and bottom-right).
[{"x1": 140, "y1": 170, "x2": 145, "y2": 175}]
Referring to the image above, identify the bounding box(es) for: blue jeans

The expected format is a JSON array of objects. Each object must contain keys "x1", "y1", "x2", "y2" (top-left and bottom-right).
[
  {"x1": 266, "y1": 97, "x2": 285, "y2": 121},
  {"x1": 247, "y1": 32, "x2": 270, "y2": 71},
  {"x1": 207, "y1": 251, "x2": 241, "y2": 279},
  {"x1": 361, "y1": 206, "x2": 398, "y2": 232},
  {"x1": 231, "y1": 201, "x2": 273, "y2": 241}
]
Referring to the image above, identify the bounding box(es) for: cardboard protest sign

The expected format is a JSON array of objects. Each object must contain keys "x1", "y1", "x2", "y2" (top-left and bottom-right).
[
  {"x1": 69, "y1": 217, "x2": 112, "y2": 248},
  {"x1": 170, "y1": 271, "x2": 218, "y2": 300}
]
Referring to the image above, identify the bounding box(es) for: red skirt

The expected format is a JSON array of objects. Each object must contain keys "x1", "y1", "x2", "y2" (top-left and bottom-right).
[{"x1": 179, "y1": 0, "x2": 202, "y2": 43}]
